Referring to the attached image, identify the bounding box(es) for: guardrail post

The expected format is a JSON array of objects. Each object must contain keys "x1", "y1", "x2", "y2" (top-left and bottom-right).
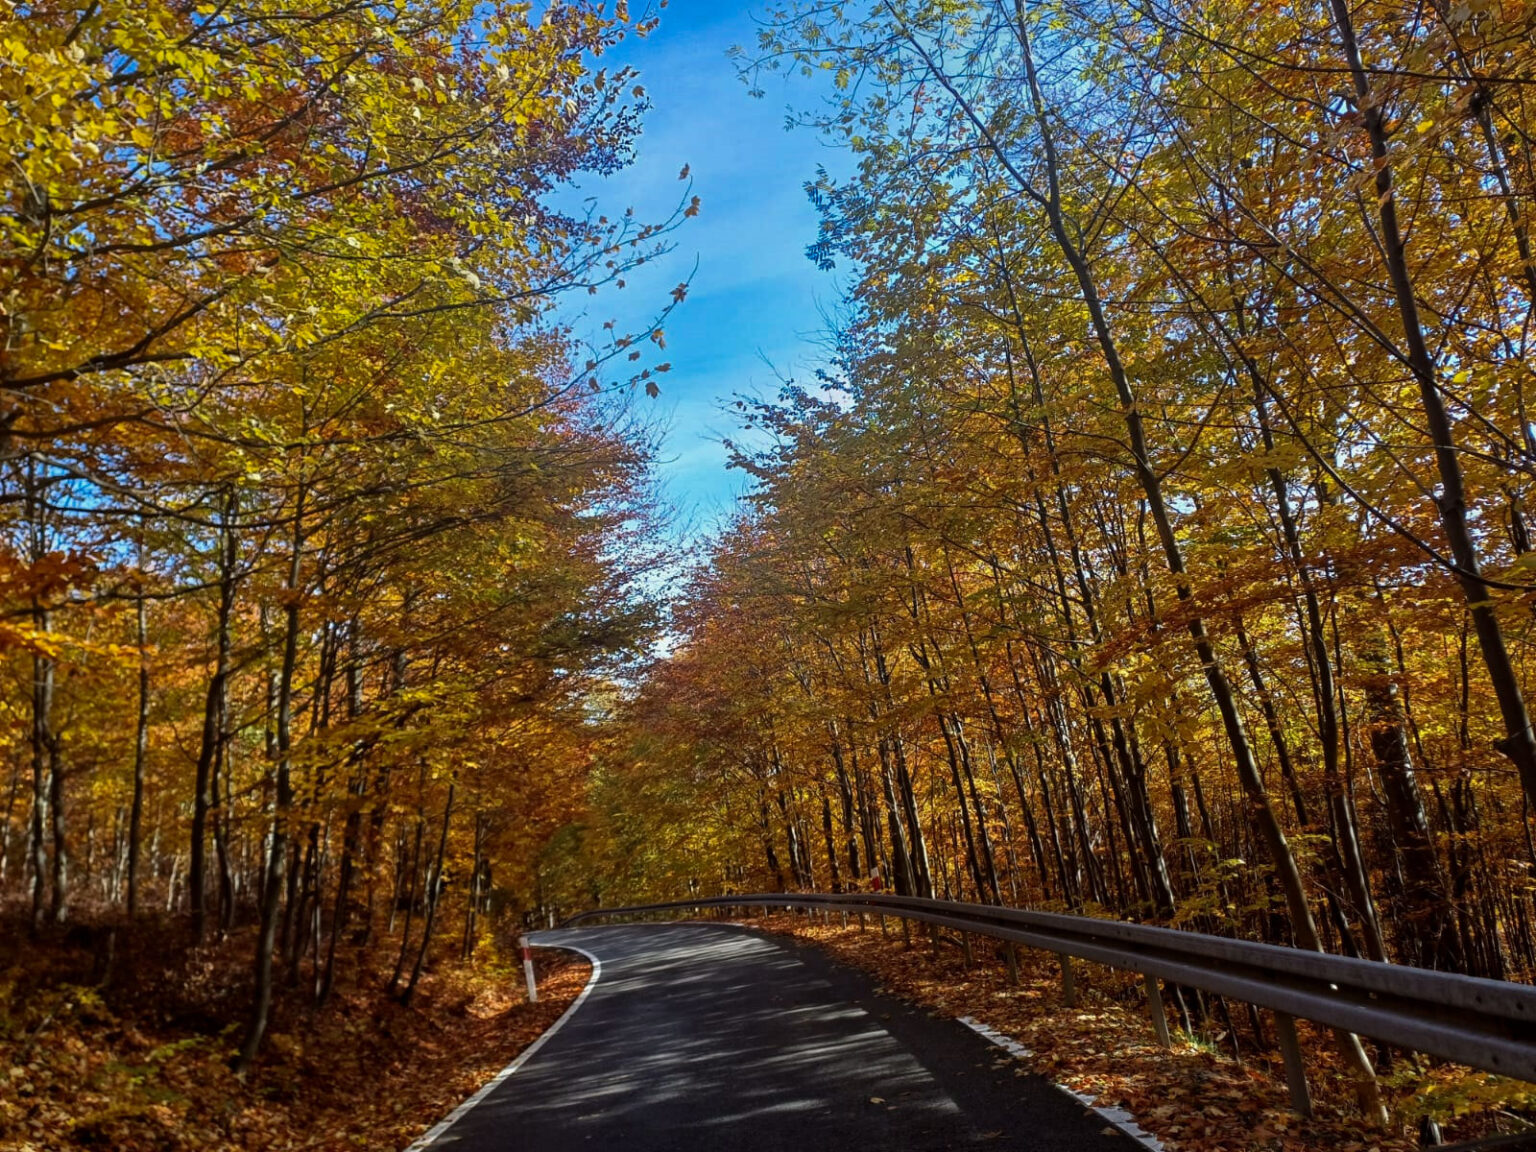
[
  {"x1": 1144, "y1": 973, "x2": 1171, "y2": 1047},
  {"x1": 520, "y1": 936, "x2": 538, "y2": 1004},
  {"x1": 1061, "y1": 955, "x2": 1077, "y2": 1006},
  {"x1": 1005, "y1": 943, "x2": 1019, "y2": 987},
  {"x1": 961, "y1": 931, "x2": 974, "y2": 968},
  {"x1": 1272, "y1": 1012, "x2": 1313, "y2": 1117}
]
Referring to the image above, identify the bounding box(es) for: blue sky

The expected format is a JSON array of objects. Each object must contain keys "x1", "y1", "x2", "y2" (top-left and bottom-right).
[{"x1": 559, "y1": 1, "x2": 847, "y2": 537}]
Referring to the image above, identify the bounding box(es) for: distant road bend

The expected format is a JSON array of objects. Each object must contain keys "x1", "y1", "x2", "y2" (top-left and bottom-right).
[{"x1": 413, "y1": 922, "x2": 1141, "y2": 1151}]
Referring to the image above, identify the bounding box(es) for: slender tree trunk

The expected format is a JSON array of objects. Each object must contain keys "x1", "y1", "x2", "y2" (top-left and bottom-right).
[
  {"x1": 1, "y1": 753, "x2": 21, "y2": 887},
  {"x1": 46, "y1": 721, "x2": 66, "y2": 925},
  {"x1": 193, "y1": 494, "x2": 238, "y2": 941},
  {"x1": 875, "y1": 739, "x2": 915, "y2": 895},
  {"x1": 866, "y1": 624, "x2": 933, "y2": 897},
  {"x1": 819, "y1": 785, "x2": 842, "y2": 891},
  {"x1": 1358, "y1": 612, "x2": 1459, "y2": 969},
  {"x1": 30, "y1": 623, "x2": 54, "y2": 931},
  {"x1": 214, "y1": 738, "x2": 236, "y2": 932},
  {"x1": 758, "y1": 794, "x2": 786, "y2": 891},
  {"x1": 828, "y1": 728, "x2": 863, "y2": 880},
  {"x1": 233, "y1": 480, "x2": 304, "y2": 1075},
  {"x1": 23, "y1": 461, "x2": 53, "y2": 929},
  {"x1": 321, "y1": 642, "x2": 371, "y2": 1004},
  {"x1": 403, "y1": 781, "x2": 453, "y2": 1006},
  {"x1": 462, "y1": 812, "x2": 484, "y2": 961},
  {"x1": 127, "y1": 577, "x2": 149, "y2": 916},
  {"x1": 391, "y1": 791, "x2": 428, "y2": 993}
]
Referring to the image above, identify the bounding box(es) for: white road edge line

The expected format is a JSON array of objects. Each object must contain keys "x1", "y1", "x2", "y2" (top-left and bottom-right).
[
  {"x1": 957, "y1": 1016, "x2": 1165, "y2": 1152},
  {"x1": 402, "y1": 944, "x2": 603, "y2": 1151},
  {"x1": 958, "y1": 1015, "x2": 1034, "y2": 1060}
]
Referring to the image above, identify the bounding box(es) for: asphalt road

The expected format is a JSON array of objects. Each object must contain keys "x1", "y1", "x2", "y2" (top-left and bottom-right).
[{"x1": 421, "y1": 922, "x2": 1143, "y2": 1151}]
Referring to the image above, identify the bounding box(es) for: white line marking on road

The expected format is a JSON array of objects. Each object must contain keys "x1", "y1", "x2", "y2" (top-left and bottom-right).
[
  {"x1": 402, "y1": 944, "x2": 603, "y2": 1151},
  {"x1": 957, "y1": 1015, "x2": 1165, "y2": 1151},
  {"x1": 958, "y1": 1016, "x2": 1033, "y2": 1059}
]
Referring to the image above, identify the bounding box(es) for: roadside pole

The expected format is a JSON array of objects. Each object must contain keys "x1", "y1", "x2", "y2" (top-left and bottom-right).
[{"x1": 521, "y1": 936, "x2": 538, "y2": 1003}]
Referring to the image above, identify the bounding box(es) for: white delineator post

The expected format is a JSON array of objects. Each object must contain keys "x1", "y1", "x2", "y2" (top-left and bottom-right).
[{"x1": 521, "y1": 936, "x2": 539, "y2": 1003}]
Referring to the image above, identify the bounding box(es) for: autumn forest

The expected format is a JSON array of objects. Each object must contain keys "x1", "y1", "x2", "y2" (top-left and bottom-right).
[{"x1": 5, "y1": 0, "x2": 1536, "y2": 1145}]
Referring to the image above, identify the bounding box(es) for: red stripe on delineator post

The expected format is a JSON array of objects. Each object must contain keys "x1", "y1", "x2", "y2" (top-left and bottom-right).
[{"x1": 521, "y1": 936, "x2": 539, "y2": 1003}]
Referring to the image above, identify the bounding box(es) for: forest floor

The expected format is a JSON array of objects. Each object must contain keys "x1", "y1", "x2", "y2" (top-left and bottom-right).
[
  {"x1": 0, "y1": 914, "x2": 589, "y2": 1152},
  {"x1": 749, "y1": 910, "x2": 1536, "y2": 1152}
]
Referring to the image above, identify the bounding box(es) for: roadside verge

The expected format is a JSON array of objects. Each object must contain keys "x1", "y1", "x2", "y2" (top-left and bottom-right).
[{"x1": 401, "y1": 947, "x2": 597, "y2": 1151}]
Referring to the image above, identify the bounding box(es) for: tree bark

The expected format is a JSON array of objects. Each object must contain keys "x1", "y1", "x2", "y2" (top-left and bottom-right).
[
  {"x1": 403, "y1": 781, "x2": 453, "y2": 1006},
  {"x1": 191, "y1": 491, "x2": 238, "y2": 942},
  {"x1": 127, "y1": 569, "x2": 149, "y2": 917},
  {"x1": 233, "y1": 479, "x2": 304, "y2": 1075}
]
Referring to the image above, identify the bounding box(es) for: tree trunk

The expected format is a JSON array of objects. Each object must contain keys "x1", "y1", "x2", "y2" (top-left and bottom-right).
[
  {"x1": 127, "y1": 578, "x2": 149, "y2": 917},
  {"x1": 192, "y1": 492, "x2": 238, "y2": 942},
  {"x1": 403, "y1": 781, "x2": 453, "y2": 1006},
  {"x1": 30, "y1": 625, "x2": 54, "y2": 931},
  {"x1": 1, "y1": 751, "x2": 21, "y2": 888},
  {"x1": 462, "y1": 812, "x2": 485, "y2": 961},
  {"x1": 391, "y1": 790, "x2": 428, "y2": 993},
  {"x1": 233, "y1": 480, "x2": 304, "y2": 1075}
]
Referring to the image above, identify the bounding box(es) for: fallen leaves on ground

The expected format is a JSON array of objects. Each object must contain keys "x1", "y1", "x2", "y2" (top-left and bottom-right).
[{"x1": 0, "y1": 916, "x2": 588, "y2": 1152}]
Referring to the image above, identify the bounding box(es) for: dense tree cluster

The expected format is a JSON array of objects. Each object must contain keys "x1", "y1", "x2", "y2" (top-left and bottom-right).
[
  {"x1": 560, "y1": 0, "x2": 1536, "y2": 1114},
  {"x1": 0, "y1": 0, "x2": 671, "y2": 1067}
]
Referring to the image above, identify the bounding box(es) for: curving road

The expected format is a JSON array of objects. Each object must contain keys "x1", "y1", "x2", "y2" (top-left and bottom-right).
[{"x1": 418, "y1": 922, "x2": 1142, "y2": 1151}]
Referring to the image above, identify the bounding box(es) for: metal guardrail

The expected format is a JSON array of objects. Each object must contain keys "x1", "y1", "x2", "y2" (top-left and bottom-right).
[{"x1": 563, "y1": 891, "x2": 1536, "y2": 1116}]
